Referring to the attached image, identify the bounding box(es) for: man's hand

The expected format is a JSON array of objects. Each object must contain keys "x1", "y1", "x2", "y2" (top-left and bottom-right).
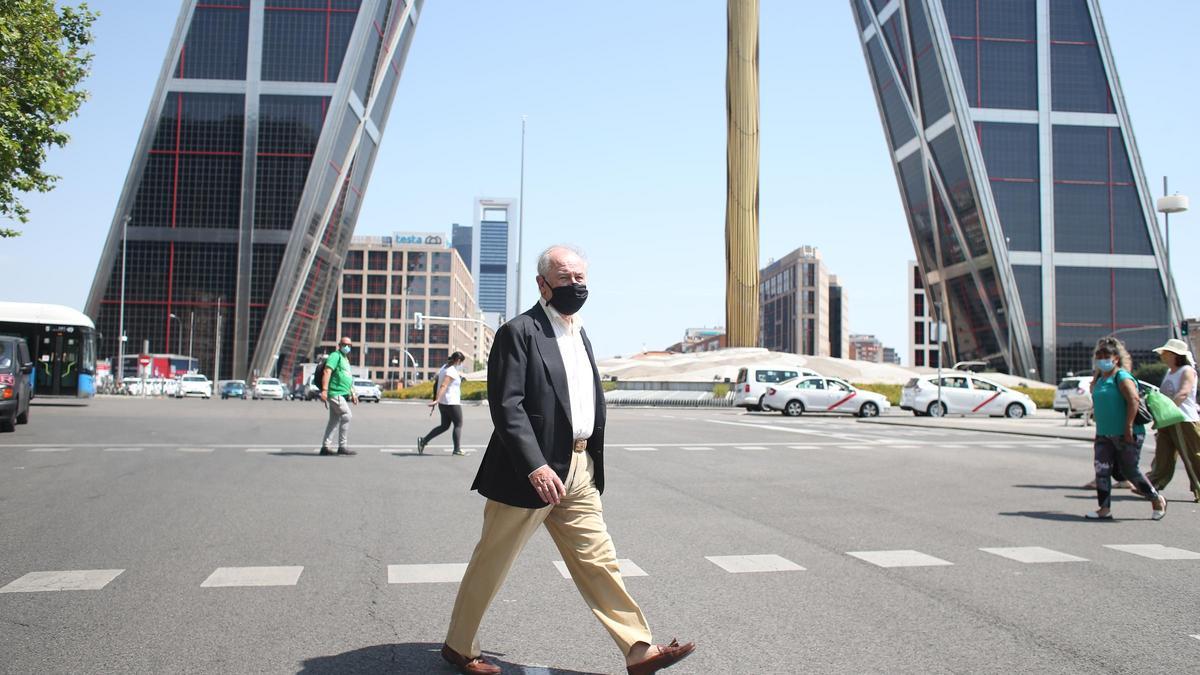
[
  {"x1": 529, "y1": 465, "x2": 565, "y2": 506},
  {"x1": 351, "y1": 395, "x2": 359, "y2": 406},
  {"x1": 319, "y1": 391, "x2": 328, "y2": 402}
]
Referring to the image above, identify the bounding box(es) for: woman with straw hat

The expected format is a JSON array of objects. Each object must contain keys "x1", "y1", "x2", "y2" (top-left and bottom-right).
[{"x1": 1145, "y1": 338, "x2": 1200, "y2": 502}]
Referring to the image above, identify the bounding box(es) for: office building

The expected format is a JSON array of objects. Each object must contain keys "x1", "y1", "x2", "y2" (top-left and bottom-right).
[
  {"x1": 451, "y1": 223, "x2": 473, "y2": 270},
  {"x1": 855, "y1": 0, "x2": 1179, "y2": 381},
  {"x1": 849, "y1": 334, "x2": 884, "y2": 363},
  {"x1": 85, "y1": 0, "x2": 421, "y2": 381},
  {"x1": 318, "y1": 234, "x2": 491, "y2": 386},
  {"x1": 883, "y1": 347, "x2": 901, "y2": 365},
  {"x1": 829, "y1": 277, "x2": 849, "y2": 359},
  {"x1": 473, "y1": 197, "x2": 519, "y2": 327},
  {"x1": 760, "y1": 246, "x2": 837, "y2": 357},
  {"x1": 909, "y1": 260, "x2": 942, "y2": 368}
]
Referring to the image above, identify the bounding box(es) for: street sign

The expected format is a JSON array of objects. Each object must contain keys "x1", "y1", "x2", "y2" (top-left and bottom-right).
[{"x1": 138, "y1": 354, "x2": 151, "y2": 367}]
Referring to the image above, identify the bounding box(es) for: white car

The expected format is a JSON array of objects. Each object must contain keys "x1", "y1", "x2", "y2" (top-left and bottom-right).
[
  {"x1": 900, "y1": 374, "x2": 1035, "y2": 418},
  {"x1": 733, "y1": 366, "x2": 821, "y2": 411},
  {"x1": 352, "y1": 379, "x2": 382, "y2": 403},
  {"x1": 762, "y1": 376, "x2": 891, "y2": 417},
  {"x1": 176, "y1": 374, "x2": 212, "y2": 399},
  {"x1": 253, "y1": 377, "x2": 285, "y2": 400},
  {"x1": 1054, "y1": 375, "x2": 1094, "y2": 414}
]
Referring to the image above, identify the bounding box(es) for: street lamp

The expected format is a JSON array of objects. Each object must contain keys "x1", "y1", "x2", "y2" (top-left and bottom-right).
[
  {"x1": 1156, "y1": 178, "x2": 1189, "y2": 339},
  {"x1": 117, "y1": 214, "x2": 130, "y2": 381},
  {"x1": 168, "y1": 313, "x2": 182, "y2": 358}
]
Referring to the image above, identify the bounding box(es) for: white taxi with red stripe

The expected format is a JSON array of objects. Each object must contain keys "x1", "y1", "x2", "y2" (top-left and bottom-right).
[
  {"x1": 900, "y1": 374, "x2": 1035, "y2": 418},
  {"x1": 762, "y1": 376, "x2": 891, "y2": 418}
]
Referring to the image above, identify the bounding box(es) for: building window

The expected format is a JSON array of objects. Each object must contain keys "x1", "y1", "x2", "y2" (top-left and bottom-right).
[
  {"x1": 430, "y1": 300, "x2": 449, "y2": 316},
  {"x1": 345, "y1": 250, "x2": 363, "y2": 270},
  {"x1": 391, "y1": 252, "x2": 405, "y2": 271},
  {"x1": 430, "y1": 275, "x2": 451, "y2": 297},
  {"x1": 341, "y1": 298, "x2": 361, "y2": 318},
  {"x1": 429, "y1": 324, "x2": 449, "y2": 345},
  {"x1": 390, "y1": 300, "x2": 405, "y2": 319},
  {"x1": 342, "y1": 274, "x2": 362, "y2": 294},
  {"x1": 407, "y1": 326, "x2": 425, "y2": 344},
  {"x1": 407, "y1": 275, "x2": 426, "y2": 295},
  {"x1": 365, "y1": 347, "x2": 384, "y2": 367},
  {"x1": 365, "y1": 322, "x2": 385, "y2": 343},
  {"x1": 915, "y1": 322, "x2": 925, "y2": 345},
  {"x1": 407, "y1": 252, "x2": 427, "y2": 272},
  {"x1": 364, "y1": 274, "x2": 386, "y2": 295},
  {"x1": 368, "y1": 251, "x2": 388, "y2": 270},
  {"x1": 390, "y1": 323, "x2": 405, "y2": 342},
  {"x1": 391, "y1": 275, "x2": 407, "y2": 295},
  {"x1": 365, "y1": 298, "x2": 386, "y2": 319},
  {"x1": 482, "y1": 208, "x2": 507, "y2": 221},
  {"x1": 342, "y1": 322, "x2": 361, "y2": 342},
  {"x1": 429, "y1": 348, "x2": 449, "y2": 365},
  {"x1": 431, "y1": 251, "x2": 451, "y2": 272},
  {"x1": 915, "y1": 350, "x2": 925, "y2": 367}
]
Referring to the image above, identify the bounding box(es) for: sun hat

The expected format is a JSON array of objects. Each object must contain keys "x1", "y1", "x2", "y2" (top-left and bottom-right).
[{"x1": 1152, "y1": 338, "x2": 1194, "y2": 359}]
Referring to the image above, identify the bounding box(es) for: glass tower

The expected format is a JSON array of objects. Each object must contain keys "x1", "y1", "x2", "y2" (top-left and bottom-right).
[
  {"x1": 853, "y1": 0, "x2": 1179, "y2": 381},
  {"x1": 472, "y1": 198, "x2": 518, "y2": 327},
  {"x1": 85, "y1": 0, "x2": 421, "y2": 381}
]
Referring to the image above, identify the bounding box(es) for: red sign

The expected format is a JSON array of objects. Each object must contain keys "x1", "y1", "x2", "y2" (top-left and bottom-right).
[{"x1": 138, "y1": 354, "x2": 152, "y2": 367}]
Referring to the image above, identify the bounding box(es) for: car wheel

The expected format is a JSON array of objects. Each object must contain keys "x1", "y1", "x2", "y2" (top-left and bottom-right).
[
  {"x1": 784, "y1": 400, "x2": 804, "y2": 417},
  {"x1": 1005, "y1": 402, "x2": 1026, "y2": 419},
  {"x1": 927, "y1": 401, "x2": 947, "y2": 417},
  {"x1": 859, "y1": 402, "x2": 880, "y2": 418},
  {"x1": 16, "y1": 406, "x2": 29, "y2": 424}
]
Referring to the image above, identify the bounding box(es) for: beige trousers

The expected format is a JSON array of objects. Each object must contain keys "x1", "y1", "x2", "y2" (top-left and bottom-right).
[
  {"x1": 445, "y1": 450, "x2": 652, "y2": 658},
  {"x1": 1149, "y1": 420, "x2": 1200, "y2": 501}
]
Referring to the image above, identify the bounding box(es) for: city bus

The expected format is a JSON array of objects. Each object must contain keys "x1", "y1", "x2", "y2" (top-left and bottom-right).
[{"x1": 0, "y1": 302, "x2": 97, "y2": 399}]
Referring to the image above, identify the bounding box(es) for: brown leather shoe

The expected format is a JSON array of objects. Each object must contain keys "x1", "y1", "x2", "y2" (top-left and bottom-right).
[
  {"x1": 440, "y1": 643, "x2": 501, "y2": 675},
  {"x1": 626, "y1": 639, "x2": 696, "y2": 675}
]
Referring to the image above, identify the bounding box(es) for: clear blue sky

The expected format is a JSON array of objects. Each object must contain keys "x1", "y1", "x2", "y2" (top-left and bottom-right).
[{"x1": 3, "y1": 1, "x2": 1197, "y2": 360}]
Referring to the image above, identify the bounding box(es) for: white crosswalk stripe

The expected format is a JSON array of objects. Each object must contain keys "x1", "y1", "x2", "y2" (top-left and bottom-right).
[
  {"x1": 104, "y1": 447, "x2": 142, "y2": 452},
  {"x1": 0, "y1": 569, "x2": 124, "y2": 593},
  {"x1": 200, "y1": 566, "x2": 303, "y2": 587},
  {"x1": 28, "y1": 447, "x2": 70, "y2": 452},
  {"x1": 177, "y1": 447, "x2": 214, "y2": 453},
  {"x1": 1104, "y1": 544, "x2": 1200, "y2": 560},
  {"x1": 847, "y1": 550, "x2": 953, "y2": 568},
  {"x1": 552, "y1": 559, "x2": 647, "y2": 579},
  {"x1": 387, "y1": 563, "x2": 468, "y2": 584},
  {"x1": 245, "y1": 448, "x2": 281, "y2": 453},
  {"x1": 735, "y1": 445, "x2": 768, "y2": 450},
  {"x1": 625, "y1": 447, "x2": 658, "y2": 452},
  {"x1": 706, "y1": 554, "x2": 805, "y2": 573},
  {"x1": 681, "y1": 446, "x2": 713, "y2": 451},
  {"x1": 980, "y1": 547, "x2": 1088, "y2": 563}
]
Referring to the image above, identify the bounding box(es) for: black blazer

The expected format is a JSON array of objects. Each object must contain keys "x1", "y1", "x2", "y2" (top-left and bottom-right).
[{"x1": 471, "y1": 303, "x2": 606, "y2": 508}]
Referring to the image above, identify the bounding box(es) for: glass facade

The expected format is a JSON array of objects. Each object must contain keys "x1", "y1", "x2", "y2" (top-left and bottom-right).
[
  {"x1": 87, "y1": 0, "x2": 422, "y2": 382},
  {"x1": 856, "y1": 0, "x2": 1173, "y2": 381}
]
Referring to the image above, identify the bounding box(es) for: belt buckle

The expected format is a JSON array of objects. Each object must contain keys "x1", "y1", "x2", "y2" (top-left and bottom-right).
[{"x1": 573, "y1": 439, "x2": 587, "y2": 453}]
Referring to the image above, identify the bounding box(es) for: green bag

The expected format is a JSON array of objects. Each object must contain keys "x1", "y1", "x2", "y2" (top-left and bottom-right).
[{"x1": 1144, "y1": 389, "x2": 1188, "y2": 429}]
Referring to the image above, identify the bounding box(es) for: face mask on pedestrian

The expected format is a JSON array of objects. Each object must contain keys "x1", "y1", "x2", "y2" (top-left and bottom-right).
[
  {"x1": 548, "y1": 282, "x2": 588, "y2": 316},
  {"x1": 341, "y1": 345, "x2": 351, "y2": 355},
  {"x1": 1094, "y1": 358, "x2": 1114, "y2": 372}
]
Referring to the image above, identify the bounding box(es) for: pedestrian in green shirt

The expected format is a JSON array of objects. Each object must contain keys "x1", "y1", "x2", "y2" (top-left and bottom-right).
[
  {"x1": 1086, "y1": 336, "x2": 1166, "y2": 520},
  {"x1": 319, "y1": 336, "x2": 359, "y2": 455}
]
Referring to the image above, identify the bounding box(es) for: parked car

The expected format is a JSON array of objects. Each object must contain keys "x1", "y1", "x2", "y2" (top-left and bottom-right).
[
  {"x1": 1054, "y1": 375, "x2": 1094, "y2": 414},
  {"x1": 253, "y1": 377, "x2": 285, "y2": 400},
  {"x1": 176, "y1": 374, "x2": 213, "y2": 399},
  {"x1": 762, "y1": 376, "x2": 891, "y2": 418},
  {"x1": 221, "y1": 380, "x2": 248, "y2": 399},
  {"x1": 733, "y1": 366, "x2": 821, "y2": 411},
  {"x1": 353, "y1": 379, "x2": 382, "y2": 403},
  {"x1": 0, "y1": 335, "x2": 33, "y2": 432},
  {"x1": 900, "y1": 374, "x2": 1035, "y2": 418}
]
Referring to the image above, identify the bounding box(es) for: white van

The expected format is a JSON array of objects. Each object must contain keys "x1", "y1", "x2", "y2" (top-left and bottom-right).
[{"x1": 733, "y1": 366, "x2": 821, "y2": 411}]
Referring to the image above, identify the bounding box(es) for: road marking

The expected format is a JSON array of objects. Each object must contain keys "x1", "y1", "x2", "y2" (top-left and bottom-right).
[
  {"x1": 681, "y1": 446, "x2": 713, "y2": 451},
  {"x1": 380, "y1": 448, "x2": 408, "y2": 453},
  {"x1": 442, "y1": 448, "x2": 476, "y2": 454},
  {"x1": 200, "y1": 566, "x2": 303, "y2": 587},
  {"x1": 553, "y1": 559, "x2": 647, "y2": 579},
  {"x1": 28, "y1": 448, "x2": 70, "y2": 453},
  {"x1": 523, "y1": 668, "x2": 552, "y2": 675},
  {"x1": 103, "y1": 447, "x2": 143, "y2": 452},
  {"x1": 941, "y1": 445, "x2": 965, "y2": 449},
  {"x1": 0, "y1": 569, "x2": 124, "y2": 593},
  {"x1": 886, "y1": 444, "x2": 920, "y2": 449},
  {"x1": 706, "y1": 419, "x2": 823, "y2": 436},
  {"x1": 625, "y1": 447, "x2": 658, "y2": 452},
  {"x1": 387, "y1": 563, "x2": 468, "y2": 584},
  {"x1": 245, "y1": 448, "x2": 281, "y2": 453},
  {"x1": 1192, "y1": 635, "x2": 1200, "y2": 642},
  {"x1": 980, "y1": 547, "x2": 1088, "y2": 564},
  {"x1": 847, "y1": 550, "x2": 953, "y2": 568},
  {"x1": 789, "y1": 445, "x2": 817, "y2": 450},
  {"x1": 706, "y1": 554, "x2": 805, "y2": 573},
  {"x1": 986, "y1": 445, "x2": 1014, "y2": 449},
  {"x1": 1104, "y1": 544, "x2": 1200, "y2": 560},
  {"x1": 177, "y1": 447, "x2": 214, "y2": 453},
  {"x1": 735, "y1": 445, "x2": 768, "y2": 450}
]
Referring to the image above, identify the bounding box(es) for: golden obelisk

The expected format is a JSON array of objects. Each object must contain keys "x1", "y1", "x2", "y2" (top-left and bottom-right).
[{"x1": 725, "y1": 0, "x2": 760, "y2": 347}]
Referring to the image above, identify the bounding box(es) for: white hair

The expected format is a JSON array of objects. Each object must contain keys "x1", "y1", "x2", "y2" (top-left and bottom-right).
[{"x1": 536, "y1": 244, "x2": 588, "y2": 278}]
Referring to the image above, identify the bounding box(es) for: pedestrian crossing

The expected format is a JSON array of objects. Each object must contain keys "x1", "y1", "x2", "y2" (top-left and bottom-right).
[{"x1": 4, "y1": 543, "x2": 1195, "y2": 593}]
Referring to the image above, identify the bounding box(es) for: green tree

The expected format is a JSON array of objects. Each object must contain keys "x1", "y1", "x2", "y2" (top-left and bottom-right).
[{"x1": 0, "y1": 1, "x2": 97, "y2": 237}]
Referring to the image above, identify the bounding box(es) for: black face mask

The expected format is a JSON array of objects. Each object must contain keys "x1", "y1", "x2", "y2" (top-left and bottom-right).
[{"x1": 549, "y1": 282, "x2": 588, "y2": 316}]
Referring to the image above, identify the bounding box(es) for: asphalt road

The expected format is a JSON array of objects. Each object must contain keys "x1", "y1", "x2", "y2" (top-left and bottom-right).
[{"x1": 1, "y1": 398, "x2": 1197, "y2": 674}]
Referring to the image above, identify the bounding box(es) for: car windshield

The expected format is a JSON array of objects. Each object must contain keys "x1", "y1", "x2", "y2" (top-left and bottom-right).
[
  {"x1": 258, "y1": 379, "x2": 280, "y2": 385},
  {"x1": 354, "y1": 380, "x2": 373, "y2": 387},
  {"x1": 183, "y1": 375, "x2": 206, "y2": 382},
  {"x1": 1058, "y1": 379, "x2": 1081, "y2": 390}
]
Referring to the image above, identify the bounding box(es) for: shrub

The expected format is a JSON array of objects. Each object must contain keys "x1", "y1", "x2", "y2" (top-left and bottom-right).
[
  {"x1": 1132, "y1": 362, "x2": 1167, "y2": 388},
  {"x1": 852, "y1": 383, "x2": 902, "y2": 405},
  {"x1": 384, "y1": 381, "x2": 488, "y2": 400},
  {"x1": 1012, "y1": 386, "x2": 1055, "y2": 410}
]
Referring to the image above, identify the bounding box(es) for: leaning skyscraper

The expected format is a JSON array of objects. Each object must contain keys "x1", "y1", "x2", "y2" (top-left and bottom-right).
[
  {"x1": 853, "y1": 0, "x2": 1180, "y2": 381},
  {"x1": 86, "y1": 0, "x2": 421, "y2": 381}
]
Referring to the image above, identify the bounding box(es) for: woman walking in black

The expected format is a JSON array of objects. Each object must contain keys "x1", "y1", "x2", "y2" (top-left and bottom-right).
[{"x1": 417, "y1": 351, "x2": 466, "y2": 456}]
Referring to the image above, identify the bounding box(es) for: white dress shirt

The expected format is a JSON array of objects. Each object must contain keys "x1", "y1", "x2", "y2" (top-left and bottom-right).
[{"x1": 540, "y1": 298, "x2": 595, "y2": 440}]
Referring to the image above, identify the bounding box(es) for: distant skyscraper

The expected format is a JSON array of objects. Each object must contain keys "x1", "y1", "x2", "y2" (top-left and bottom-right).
[
  {"x1": 828, "y1": 276, "x2": 848, "y2": 359},
  {"x1": 472, "y1": 198, "x2": 519, "y2": 327},
  {"x1": 451, "y1": 223, "x2": 473, "y2": 270},
  {"x1": 854, "y1": 0, "x2": 1179, "y2": 381},
  {"x1": 760, "y1": 246, "x2": 833, "y2": 357},
  {"x1": 85, "y1": 0, "x2": 421, "y2": 381}
]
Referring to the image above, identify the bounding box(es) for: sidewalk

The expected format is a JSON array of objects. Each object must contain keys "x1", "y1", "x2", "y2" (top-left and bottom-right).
[{"x1": 859, "y1": 410, "x2": 1095, "y2": 441}]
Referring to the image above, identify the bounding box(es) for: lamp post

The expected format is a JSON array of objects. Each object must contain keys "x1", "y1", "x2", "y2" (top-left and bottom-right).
[
  {"x1": 188, "y1": 311, "x2": 194, "y2": 367},
  {"x1": 168, "y1": 313, "x2": 182, "y2": 357},
  {"x1": 117, "y1": 214, "x2": 130, "y2": 382},
  {"x1": 932, "y1": 299, "x2": 945, "y2": 417},
  {"x1": 1156, "y1": 177, "x2": 1189, "y2": 339},
  {"x1": 516, "y1": 115, "x2": 527, "y2": 311}
]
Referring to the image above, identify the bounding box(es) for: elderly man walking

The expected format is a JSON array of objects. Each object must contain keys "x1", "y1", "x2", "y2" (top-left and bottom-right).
[
  {"x1": 317, "y1": 336, "x2": 358, "y2": 456},
  {"x1": 440, "y1": 245, "x2": 694, "y2": 675}
]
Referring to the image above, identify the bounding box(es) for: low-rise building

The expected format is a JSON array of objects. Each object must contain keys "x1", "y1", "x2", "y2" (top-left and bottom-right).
[{"x1": 849, "y1": 334, "x2": 884, "y2": 363}]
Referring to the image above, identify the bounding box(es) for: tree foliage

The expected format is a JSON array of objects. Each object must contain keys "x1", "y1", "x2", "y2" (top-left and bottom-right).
[{"x1": 0, "y1": 1, "x2": 97, "y2": 237}]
